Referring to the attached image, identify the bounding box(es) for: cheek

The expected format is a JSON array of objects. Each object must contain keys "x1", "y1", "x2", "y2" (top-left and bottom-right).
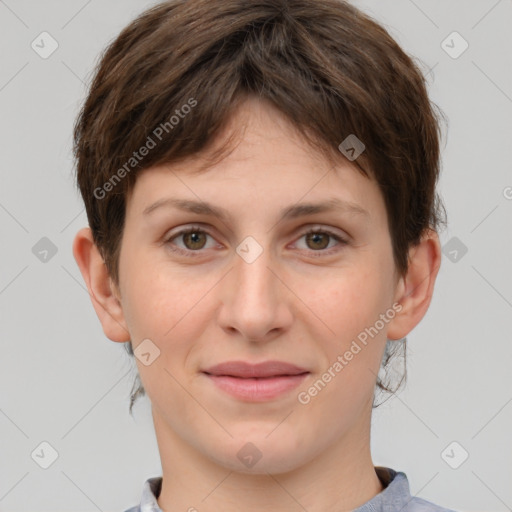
[
  {"x1": 308, "y1": 261, "x2": 392, "y2": 384},
  {"x1": 119, "y1": 244, "x2": 182, "y2": 333},
  {"x1": 310, "y1": 265, "x2": 384, "y2": 338},
  {"x1": 119, "y1": 254, "x2": 219, "y2": 360},
  {"x1": 120, "y1": 262, "x2": 211, "y2": 400}
]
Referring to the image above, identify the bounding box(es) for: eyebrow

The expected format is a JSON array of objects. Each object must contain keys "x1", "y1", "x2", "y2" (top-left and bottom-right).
[{"x1": 142, "y1": 197, "x2": 370, "y2": 222}]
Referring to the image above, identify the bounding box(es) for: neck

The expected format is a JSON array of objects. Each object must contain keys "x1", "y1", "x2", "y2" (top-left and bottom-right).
[{"x1": 152, "y1": 409, "x2": 384, "y2": 512}]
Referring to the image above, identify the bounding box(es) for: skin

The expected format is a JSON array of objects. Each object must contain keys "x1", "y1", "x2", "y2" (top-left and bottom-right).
[{"x1": 73, "y1": 97, "x2": 441, "y2": 512}]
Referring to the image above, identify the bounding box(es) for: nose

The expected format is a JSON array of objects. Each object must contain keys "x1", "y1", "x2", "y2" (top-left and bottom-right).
[{"x1": 217, "y1": 239, "x2": 293, "y2": 343}]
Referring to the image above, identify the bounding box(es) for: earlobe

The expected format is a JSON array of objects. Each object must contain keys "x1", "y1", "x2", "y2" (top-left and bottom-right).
[
  {"x1": 72, "y1": 227, "x2": 130, "y2": 343},
  {"x1": 387, "y1": 230, "x2": 442, "y2": 341}
]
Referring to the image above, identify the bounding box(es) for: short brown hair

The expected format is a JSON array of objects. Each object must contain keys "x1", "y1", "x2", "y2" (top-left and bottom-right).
[{"x1": 73, "y1": 0, "x2": 446, "y2": 411}]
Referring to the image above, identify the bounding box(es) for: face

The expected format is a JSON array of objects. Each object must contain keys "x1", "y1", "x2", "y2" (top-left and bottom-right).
[{"x1": 115, "y1": 97, "x2": 401, "y2": 474}]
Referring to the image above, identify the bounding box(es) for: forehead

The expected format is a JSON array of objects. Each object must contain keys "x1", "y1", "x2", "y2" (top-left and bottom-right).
[{"x1": 126, "y1": 97, "x2": 385, "y2": 224}]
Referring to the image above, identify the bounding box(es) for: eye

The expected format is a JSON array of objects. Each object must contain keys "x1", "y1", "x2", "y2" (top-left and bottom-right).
[
  {"x1": 163, "y1": 226, "x2": 348, "y2": 258},
  {"x1": 294, "y1": 228, "x2": 348, "y2": 256},
  {"x1": 164, "y1": 226, "x2": 217, "y2": 257}
]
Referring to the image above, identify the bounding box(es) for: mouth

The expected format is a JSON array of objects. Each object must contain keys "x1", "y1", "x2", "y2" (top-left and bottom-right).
[{"x1": 201, "y1": 360, "x2": 310, "y2": 401}]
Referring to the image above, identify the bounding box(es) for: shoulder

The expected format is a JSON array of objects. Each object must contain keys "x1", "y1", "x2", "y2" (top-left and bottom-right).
[
  {"x1": 407, "y1": 496, "x2": 458, "y2": 511},
  {"x1": 367, "y1": 467, "x2": 457, "y2": 512}
]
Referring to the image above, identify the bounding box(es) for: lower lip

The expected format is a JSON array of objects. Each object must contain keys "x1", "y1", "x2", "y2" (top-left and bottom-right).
[{"x1": 204, "y1": 373, "x2": 309, "y2": 401}]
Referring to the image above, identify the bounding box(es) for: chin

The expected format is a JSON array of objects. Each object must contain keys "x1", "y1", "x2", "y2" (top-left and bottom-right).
[{"x1": 205, "y1": 433, "x2": 310, "y2": 475}]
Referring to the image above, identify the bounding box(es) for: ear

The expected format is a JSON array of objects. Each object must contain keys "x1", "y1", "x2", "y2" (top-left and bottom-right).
[
  {"x1": 387, "y1": 229, "x2": 442, "y2": 341},
  {"x1": 72, "y1": 227, "x2": 130, "y2": 342}
]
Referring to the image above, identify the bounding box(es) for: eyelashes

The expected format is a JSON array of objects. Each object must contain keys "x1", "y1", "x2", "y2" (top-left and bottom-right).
[{"x1": 163, "y1": 225, "x2": 348, "y2": 258}]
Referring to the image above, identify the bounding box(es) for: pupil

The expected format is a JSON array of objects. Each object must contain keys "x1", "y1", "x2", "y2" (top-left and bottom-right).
[
  {"x1": 186, "y1": 231, "x2": 204, "y2": 249},
  {"x1": 308, "y1": 232, "x2": 328, "y2": 250}
]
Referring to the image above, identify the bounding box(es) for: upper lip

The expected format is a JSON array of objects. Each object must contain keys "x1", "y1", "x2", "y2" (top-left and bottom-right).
[{"x1": 202, "y1": 360, "x2": 309, "y2": 378}]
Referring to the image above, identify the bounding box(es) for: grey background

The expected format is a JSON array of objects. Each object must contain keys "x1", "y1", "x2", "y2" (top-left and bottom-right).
[{"x1": 0, "y1": 0, "x2": 511, "y2": 511}]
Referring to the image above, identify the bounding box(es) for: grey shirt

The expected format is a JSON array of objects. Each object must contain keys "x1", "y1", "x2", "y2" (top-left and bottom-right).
[{"x1": 124, "y1": 466, "x2": 456, "y2": 512}]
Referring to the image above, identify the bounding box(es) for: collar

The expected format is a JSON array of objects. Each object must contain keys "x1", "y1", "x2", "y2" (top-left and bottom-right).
[{"x1": 354, "y1": 467, "x2": 413, "y2": 511}]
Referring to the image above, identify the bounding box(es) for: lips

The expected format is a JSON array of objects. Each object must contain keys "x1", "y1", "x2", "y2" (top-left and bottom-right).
[
  {"x1": 203, "y1": 360, "x2": 309, "y2": 378},
  {"x1": 202, "y1": 360, "x2": 310, "y2": 401}
]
